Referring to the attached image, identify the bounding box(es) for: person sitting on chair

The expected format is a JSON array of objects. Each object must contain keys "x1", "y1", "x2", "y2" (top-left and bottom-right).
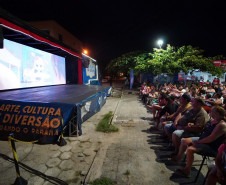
[
  {"x1": 162, "y1": 93, "x2": 192, "y2": 149},
  {"x1": 170, "y1": 96, "x2": 209, "y2": 156},
  {"x1": 174, "y1": 106, "x2": 226, "y2": 178},
  {"x1": 150, "y1": 96, "x2": 178, "y2": 130},
  {"x1": 206, "y1": 139, "x2": 226, "y2": 185}
]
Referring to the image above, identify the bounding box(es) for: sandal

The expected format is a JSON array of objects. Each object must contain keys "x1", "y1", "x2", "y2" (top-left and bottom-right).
[{"x1": 175, "y1": 169, "x2": 190, "y2": 178}]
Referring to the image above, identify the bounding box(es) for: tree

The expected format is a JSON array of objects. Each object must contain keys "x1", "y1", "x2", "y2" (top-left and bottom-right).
[
  {"x1": 106, "y1": 45, "x2": 225, "y2": 77},
  {"x1": 105, "y1": 51, "x2": 144, "y2": 76}
]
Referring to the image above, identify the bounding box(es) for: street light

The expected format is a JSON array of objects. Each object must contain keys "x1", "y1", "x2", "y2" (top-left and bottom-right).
[
  {"x1": 83, "y1": 49, "x2": 88, "y2": 55},
  {"x1": 157, "y1": 40, "x2": 163, "y2": 49}
]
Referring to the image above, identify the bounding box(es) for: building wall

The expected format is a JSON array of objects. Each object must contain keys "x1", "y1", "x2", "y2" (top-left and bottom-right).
[{"x1": 29, "y1": 20, "x2": 83, "y2": 53}]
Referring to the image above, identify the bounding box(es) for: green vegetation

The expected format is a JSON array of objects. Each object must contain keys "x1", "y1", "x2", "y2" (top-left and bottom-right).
[
  {"x1": 106, "y1": 45, "x2": 225, "y2": 77},
  {"x1": 124, "y1": 169, "x2": 130, "y2": 176},
  {"x1": 96, "y1": 111, "x2": 119, "y2": 133},
  {"x1": 90, "y1": 177, "x2": 115, "y2": 185},
  {"x1": 75, "y1": 170, "x2": 81, "y2": 176}
]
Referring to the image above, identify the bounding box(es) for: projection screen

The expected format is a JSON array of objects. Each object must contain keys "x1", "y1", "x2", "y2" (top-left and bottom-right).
[{"x1": 0, "y1": 39, "x2": 66, "y2": 90}]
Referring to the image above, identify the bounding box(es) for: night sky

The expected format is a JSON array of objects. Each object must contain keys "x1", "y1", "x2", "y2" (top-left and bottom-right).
[{"x1": 1, "y1": 0, "x2": 226, "y2": 70}]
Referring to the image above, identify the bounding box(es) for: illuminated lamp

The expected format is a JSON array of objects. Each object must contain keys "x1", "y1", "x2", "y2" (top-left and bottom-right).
[{"x1": 83, "y1": 49, "x2": 88, "y2": 55}]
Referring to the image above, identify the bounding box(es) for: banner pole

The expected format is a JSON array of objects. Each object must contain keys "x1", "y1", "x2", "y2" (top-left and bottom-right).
[
  {"x1": 9, "y1": 133, "x2": 28, "y2": 185},
  {"x1": 57, "y1": 111, "x2": 67, "y2": 146}
]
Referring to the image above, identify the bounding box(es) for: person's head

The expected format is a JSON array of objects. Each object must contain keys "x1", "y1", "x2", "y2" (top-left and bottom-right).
[
  {"x1": 164, "y1": 96, "x2": 172, "y2": 105},
  {"x1": 191, "y1": 96, "x2": 205, "y2": 110},
  {"x1": 170, "y1": 95, "x2": 177, "y2": 102},
  {"x1": 210, "y1": 105, "x2": 225, "y2": 121},
  {"x1": 178, "y1": 85, "x2": 184, "y2": 90},
  {"x1": 179, "y1": 93, "x2": 191, "y2": 105},
  {"x1": 159, "y1": 92, "x2": 167, "y2": 99},
  {"x1": 214, "y1": 93, "x2": 222, "y2": 99},
  {"x1": 214, "y1": 84, "x2": 219, "y2": 88},
  {"x1": 206, "y1": 93, "x2": 212, "y2": 99}
]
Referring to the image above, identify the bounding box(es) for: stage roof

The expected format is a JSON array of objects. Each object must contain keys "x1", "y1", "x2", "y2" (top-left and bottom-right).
[{"x1": 0, "y1": 8, "x2": 81, "y2": 59}]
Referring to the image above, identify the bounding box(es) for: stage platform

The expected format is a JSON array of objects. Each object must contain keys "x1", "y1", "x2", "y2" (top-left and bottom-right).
[
  {"x1": 0, "y1": 84, "x2": 109, "y2": 104},
  {"x1": 0, "y1": 84, "x2": 112, "y2": 144}
]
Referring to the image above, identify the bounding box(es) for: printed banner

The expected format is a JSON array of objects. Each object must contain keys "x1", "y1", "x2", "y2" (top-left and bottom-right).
[
  {"x1": 0, "y1": 100, "x2": 75, "y2": 144},
  {"x1": 83, "y1": 59, "x2": 97, "y2": 84},
  {"x1": 178, "y1": 72, "x2": 185, "y2": 81}
]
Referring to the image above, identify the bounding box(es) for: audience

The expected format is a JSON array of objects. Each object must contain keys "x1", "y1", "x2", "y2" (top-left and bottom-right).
[
  {"x1": 163, "y1": 93, "x2": 192, "y2": 149},
  {"x1": 150, "y1": 96, "x2": 178, "y2": 130},
  {"x1": 171, "y1": 96, "x2": 209, "y2": 155},
  {"x1": 139, "y1": 80, "x2": 226, "y2": 181},
  {"x1": 174, "y1": 105, "x2": 226, "y2": 177}
]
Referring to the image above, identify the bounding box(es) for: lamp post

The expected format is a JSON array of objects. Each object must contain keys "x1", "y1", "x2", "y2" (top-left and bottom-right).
[{"x1": 157, "y1": 40, "x2": 163, "y2": 49}]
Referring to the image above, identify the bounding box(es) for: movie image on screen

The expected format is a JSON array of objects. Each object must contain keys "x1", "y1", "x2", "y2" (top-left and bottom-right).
[{"x1": 0, "y1": 39, "x2": 66, "y2": 90}]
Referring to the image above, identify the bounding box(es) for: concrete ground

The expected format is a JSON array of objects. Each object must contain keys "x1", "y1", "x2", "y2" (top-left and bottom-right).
[{"x1": 0, "y1": 83, "x2": 210, "y2": 185}]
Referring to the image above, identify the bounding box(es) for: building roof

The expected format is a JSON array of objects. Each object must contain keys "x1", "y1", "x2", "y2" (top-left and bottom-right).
[{"x1": 0, "y1": 8, "x2": 81, "y2": 58}]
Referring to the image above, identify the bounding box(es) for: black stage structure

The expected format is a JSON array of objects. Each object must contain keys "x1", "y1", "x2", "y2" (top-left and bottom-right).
[
  {"x1": 0, "y1": 8, "x2": 111, "y2": 145},
  {"x1": 0, "y1": 84, "x2": 111, "y2": 143}
]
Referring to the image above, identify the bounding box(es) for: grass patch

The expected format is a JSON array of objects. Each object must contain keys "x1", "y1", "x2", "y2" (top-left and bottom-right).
[
  {"x1": 96, "y1": 111, "x2": 119, "y2": 133},
  {"x1": 75, "y1": 170, "x2": 81, "y2": 176},
  {"x1": 90, "y1": 177, "x2": 115, "y2": 185},
  {"x1": 124, "y1": 170, "x2": 130, "y2": 176}
]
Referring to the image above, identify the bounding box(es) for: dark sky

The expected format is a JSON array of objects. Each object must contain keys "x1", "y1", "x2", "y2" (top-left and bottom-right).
[{"x1": 1, "y1": 0, "x2": 226, "y2": 69}]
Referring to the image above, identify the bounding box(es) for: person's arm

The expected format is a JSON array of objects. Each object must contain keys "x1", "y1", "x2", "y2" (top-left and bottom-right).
[
  {"x1": 185, "y1": 113, "x2": 209, "y2": 133},
  {"x1": 173, "y1": 113, "x2": 182, "y2": 126},
  {"x1": 197, "y1": 121, "x2": 226, "y2": 144},
  {"x1": 167, "y1": 105, "x2": 182, "y2": 120},
  {"x1": 205, "y1": 99, "x2": 222, "y2": 106},
  {"x1": 185, "y1": 121, "x2": 205, "y2": 133},
  {"x1": 214, "y1": 99, "x2": 222, "y2": 105}
]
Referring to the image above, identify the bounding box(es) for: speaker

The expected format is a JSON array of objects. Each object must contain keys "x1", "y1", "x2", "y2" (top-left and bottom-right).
[{"x1": 0, "y1": 25, "x2": 4, "y2": 49}]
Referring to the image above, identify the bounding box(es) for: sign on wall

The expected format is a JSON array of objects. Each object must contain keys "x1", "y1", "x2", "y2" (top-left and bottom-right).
[{"x1": 83, "y1": 60, "x2": 97, "y2": 84}]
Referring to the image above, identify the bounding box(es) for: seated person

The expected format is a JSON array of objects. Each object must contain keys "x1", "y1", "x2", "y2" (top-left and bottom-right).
[
  {"x1": 140, "y1": 82, "x2": 146, "y2": 95},
  {"x1": 206, "y1": 85, "x2": 216, "y2": 96},
  {"x1": 141, "y1": 84, "x2": 151, "y2": 104},
  {"x1": 206, "y1": 140, "x2": 226, "y2": 185},
  {"x1": 150, "y1": 96, "x2": 178, "y2": 130},
  {"x1": 203, "y1": 93, "x2": 213, "y2": 113},
  {"x1": 214, "y1": 84, "x2": 222, "y2": 94},
  {"x1": 148, "y1": 92, "x2": 167, "y2": 120},
  {"x1": 163, "y1": 93, "x2": 192, "y2": 148},
  {"x1": 205, "y1": 93, "x2": 222, "y2": 106},
  {"x1": 221, "y1": 85, "x2": 226, "y2": 95},
  {"x1": 171, "y1": 97, "x2": 209, "y2": 155},
  {"x1": 174, "y1": 106, "x2": 226, "y2": 177},
  {"x1": 146, "y1": 86, "x2": 157, "y2": 105},
  {"x1": 169, "y1": 105, "x2": 225, "y2": 162}
]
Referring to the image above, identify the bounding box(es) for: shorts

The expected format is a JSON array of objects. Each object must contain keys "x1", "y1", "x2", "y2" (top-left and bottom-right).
[
  {"x1": 173, "y1": 129, "x2": 185, "y2": 138},
  {"x1": 190, "y1": 137, "x2": 199, "y2": 142},
  {"x1": 164, "y1": 123, "x2": 176, "y2": 134},
  {"x1": 195, "y1": 143, "x2": 217, "y2": 157}
]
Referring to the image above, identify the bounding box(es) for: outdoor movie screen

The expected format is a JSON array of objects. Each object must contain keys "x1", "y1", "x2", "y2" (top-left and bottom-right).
[{"x1": 0, "y1": 39, "x2": 66, "y2": 90}]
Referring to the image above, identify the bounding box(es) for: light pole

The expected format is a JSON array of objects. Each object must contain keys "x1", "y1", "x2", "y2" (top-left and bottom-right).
[{"x1": 157, "y1": 40, "x2": 163, "y2": 49}]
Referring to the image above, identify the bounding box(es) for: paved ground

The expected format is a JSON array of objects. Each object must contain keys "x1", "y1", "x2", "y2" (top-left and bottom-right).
[{"x1": 0, "y1": 83, "x2": 210, "y2": 185}]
